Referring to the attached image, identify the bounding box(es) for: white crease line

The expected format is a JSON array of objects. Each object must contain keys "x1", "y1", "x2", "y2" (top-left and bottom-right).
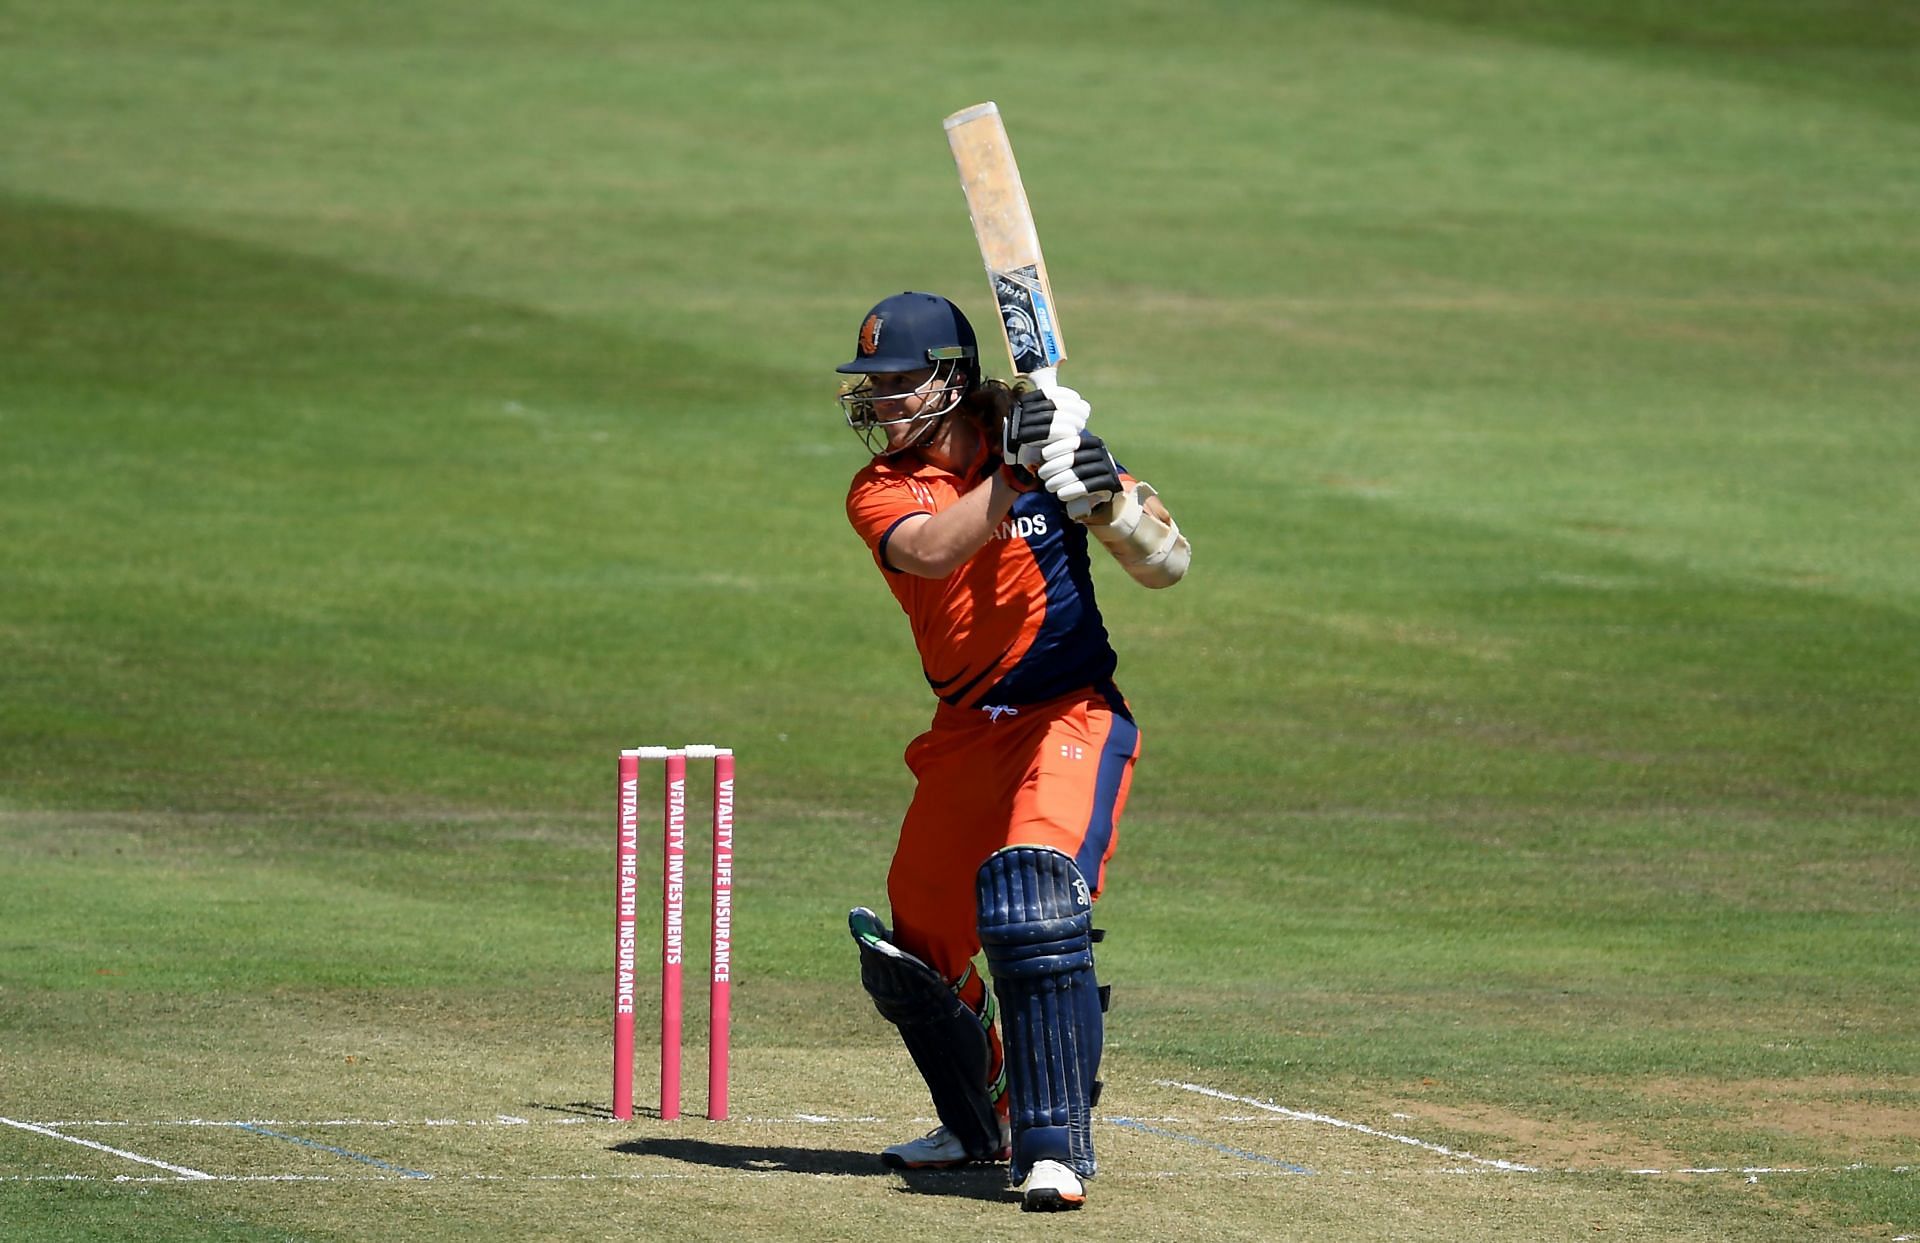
[
  {"x1": 2, "y1": 1174, "x2": 339, "y2": 1184},
  {"x1": 45, "y1": 1118, "x2": 585, "y2": 1129},
  {"x1": 1153, "y1": 1085, "x2": 1918, "y2": 1179},
  {"x1": 8, "y1": 1166, "x2": 1900, "y2": 1186},
  {"x1": 0, "y1": 1117, "x2": 215, "y2": 1180},
  {"x1": 18, "y1": 1113, "x2": 1911, "y2": 1182},
  {"x1": 0, "y1": 1169, "x2": 1435, "y2": 1184},
  {"x1": 1156, "y1": 1082, "x2": 1542, "y2": 1173},
  {"x1": 42, "y1": 1115, "x2": 890, "y2": 1129},
  {"x1": 1626, "y1": 1162, "x2": 1908, "y2": 1177},
  {"x1": 0, "y1": 1171, "x2": 856, "y2": 1185}
]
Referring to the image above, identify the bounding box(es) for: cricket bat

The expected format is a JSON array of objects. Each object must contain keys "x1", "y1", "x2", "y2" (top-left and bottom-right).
[{"x1": 943, "y1": 101, "x2": 1088, "y2": 513}]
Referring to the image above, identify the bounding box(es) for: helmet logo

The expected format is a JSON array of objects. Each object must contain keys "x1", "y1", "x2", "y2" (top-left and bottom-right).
[{"x1": 858, "y1": 313, "x2": 882, "y2": 357}]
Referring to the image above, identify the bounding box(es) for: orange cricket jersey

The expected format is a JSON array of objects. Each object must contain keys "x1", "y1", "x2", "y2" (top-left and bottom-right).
[
  {"x1": 847, "y1": 448, "x2": 1142, "y2": 981},
  {"x1": 845, "y1": 453, "x2": 1119, "y2": 710}
]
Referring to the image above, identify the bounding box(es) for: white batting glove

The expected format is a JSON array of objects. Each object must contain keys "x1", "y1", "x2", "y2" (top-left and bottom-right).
[
  {"x1": 1035, "y1": 431, "x2": 1121, "y2": 512},
  {"x1": 1001, "y1": 383, "x2": 1092, "y2": 469}
]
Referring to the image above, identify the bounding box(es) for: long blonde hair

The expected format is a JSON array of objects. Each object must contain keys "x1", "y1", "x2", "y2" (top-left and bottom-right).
[{"x1": 958, "y1": 376, "x2": 1016, "y2": 439}]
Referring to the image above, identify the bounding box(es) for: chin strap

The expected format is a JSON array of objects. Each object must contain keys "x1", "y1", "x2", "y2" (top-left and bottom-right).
[{"x1": 1090, "y1": 482, "x2": 1190, "y2": 588}]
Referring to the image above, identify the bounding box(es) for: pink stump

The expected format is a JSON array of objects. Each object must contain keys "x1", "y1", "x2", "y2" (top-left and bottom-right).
[
  {"x1": 612, "y1": 752, "x2": 640, "y2": 1120},
  {"x1": 708, "y1": 751, "x2": 735, "y2": 1120},
  {"x1": 661, "y1": 751, "x2": 687, "y2": 1121}
]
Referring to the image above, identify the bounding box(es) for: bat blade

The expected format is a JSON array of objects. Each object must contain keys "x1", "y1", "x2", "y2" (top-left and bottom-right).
[{"x1": 943, "y1": 101, "x2": 1066, "y2": 382}]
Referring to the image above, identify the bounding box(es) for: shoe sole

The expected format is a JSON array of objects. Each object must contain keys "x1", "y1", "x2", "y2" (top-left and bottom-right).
[{"x1": 1021, "y1": 1188, "x2": 1086, "y2": 1212}]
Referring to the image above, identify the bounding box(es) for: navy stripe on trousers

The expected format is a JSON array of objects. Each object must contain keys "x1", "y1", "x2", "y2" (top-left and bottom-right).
[{"x1": 1074, "y1": 708, "x2": 1137, "y2": 886}]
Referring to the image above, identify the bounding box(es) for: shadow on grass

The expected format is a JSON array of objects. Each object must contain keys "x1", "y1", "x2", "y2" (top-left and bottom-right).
[
  {"x1": 538, "y1": 1098, "x2": 1012, "y2": 1201},
  {"x1": 612, "y1": 1135, "x2": 878, "y2": 1177},
  {"x1": 532, "y1": 1100, "x2": 615, "y2": 1120},
  {"x1": 609, "y1": 1136, "x2": 1013, "y2": 1202},
  {"x1": 891, "y1": 1167, "x2": 1014, "y2": 1203}
]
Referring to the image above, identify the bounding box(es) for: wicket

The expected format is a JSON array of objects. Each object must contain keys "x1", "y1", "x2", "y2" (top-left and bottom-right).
[{"x1": 613, "y1": 744, "x2": 735, "y2": 1122}]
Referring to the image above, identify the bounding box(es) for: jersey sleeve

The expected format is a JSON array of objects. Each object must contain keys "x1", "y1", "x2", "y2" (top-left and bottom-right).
[{"x1": 846, "y1": 468, "x2": 933, "y2": 573}]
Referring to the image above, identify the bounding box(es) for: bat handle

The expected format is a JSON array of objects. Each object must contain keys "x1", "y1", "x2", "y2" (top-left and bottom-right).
[{"x1": 1022, "y1": 366, "x2": 1096, "y2": 520}]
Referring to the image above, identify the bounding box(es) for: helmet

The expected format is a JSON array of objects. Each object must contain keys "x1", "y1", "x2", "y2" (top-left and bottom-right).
[
  {"x1": 836, "y1": 293, "x2": 980, "y2": 456},
  {"x1": 835, "y1": 292, "x2": 979, "y2": 378}
]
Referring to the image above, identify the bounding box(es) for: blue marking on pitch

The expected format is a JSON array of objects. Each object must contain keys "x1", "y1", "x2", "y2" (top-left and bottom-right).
[
  {"x1": 233, "y1": 1123, "x2": 432, "y2": 1179},
  {"x1": 1108, "y1": 1117, "x2": 1313, "y2": 1174}
]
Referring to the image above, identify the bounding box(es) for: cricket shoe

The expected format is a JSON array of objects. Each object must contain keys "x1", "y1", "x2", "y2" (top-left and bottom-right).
[
  {"x1": 880, "y1": 1122, "x2": 1011, "y2": 1170},
  {"x1": 1018, "y1": 1160, "x2": 1087, "y2": 1212}
]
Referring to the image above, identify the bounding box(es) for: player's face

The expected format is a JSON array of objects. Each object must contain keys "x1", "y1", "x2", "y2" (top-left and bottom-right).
[
  {"x1": 840, "y1": 363, "x2": 966, "y2": 455},
  {"x1": 869, "y1": 368, "x2": 937, "y2": 427}
]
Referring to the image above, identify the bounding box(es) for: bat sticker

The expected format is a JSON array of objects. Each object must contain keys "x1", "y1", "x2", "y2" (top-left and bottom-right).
[{"x1": 992, "y1": 265, "x2": 1063, "y2": 374}]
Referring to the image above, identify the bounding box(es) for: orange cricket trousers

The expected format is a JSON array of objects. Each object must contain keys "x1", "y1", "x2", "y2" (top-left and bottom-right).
[{"x1": 886, "y1": 683, "x2": 1141, "y2": 988}]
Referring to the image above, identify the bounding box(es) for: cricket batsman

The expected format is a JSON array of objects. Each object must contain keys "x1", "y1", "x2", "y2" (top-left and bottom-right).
[{"x1": 835, "y1": 292, "x2": 1190, "y2": 1211}]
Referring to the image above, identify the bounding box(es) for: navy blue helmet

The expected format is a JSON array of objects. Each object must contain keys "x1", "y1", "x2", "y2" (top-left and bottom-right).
[
  {"x1": 837, "y1": 293, "x2": 982, "y2": 456},
  {"x1": 836, "y1": 292, "x2": 979, "y2": 378}
]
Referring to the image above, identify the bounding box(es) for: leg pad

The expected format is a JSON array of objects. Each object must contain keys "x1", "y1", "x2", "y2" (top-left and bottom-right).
[
  {"x1": 850, "y1": 908, "x2": 1004, "y2": 1159},
  {"x1": 976, "y1": 847, "x2": 1104, "y2": 1180}
]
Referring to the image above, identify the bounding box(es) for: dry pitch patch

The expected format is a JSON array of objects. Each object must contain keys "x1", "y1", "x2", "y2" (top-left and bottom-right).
[
  {"x1": 1364, "y1": 1075, "x2": 1920, "y2": 1174},
  {"x1": 5, "y1": 1051, "x2": 1906, "y2": 1241}
]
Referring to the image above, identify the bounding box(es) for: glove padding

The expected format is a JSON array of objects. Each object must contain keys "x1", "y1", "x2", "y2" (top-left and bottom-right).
[
  {"x1": 1035, "y1": 431, "x2": 1121, "y2": 512},
  {"x1": 1001, "y1": 383, "x2": 1091, "y2": 469}
]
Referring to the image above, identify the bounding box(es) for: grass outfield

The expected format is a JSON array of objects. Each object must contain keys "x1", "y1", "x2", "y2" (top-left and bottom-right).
[{"x1": 2, "y1": 0, "x2": 1916, "y2": 1238}]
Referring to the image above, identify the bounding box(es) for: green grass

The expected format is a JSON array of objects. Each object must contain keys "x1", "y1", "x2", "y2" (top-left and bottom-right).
[{"x1": 2, "y1": 0, "x2": 1916, "y2": 1238}]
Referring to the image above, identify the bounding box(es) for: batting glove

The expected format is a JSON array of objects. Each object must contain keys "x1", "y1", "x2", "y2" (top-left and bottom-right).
[
  {"x1": 1035, "y1": 431, "x2": 1121, "y2": 512},
  {"x1": 1001, "y1": 383, "x2": 1091, "y2": 469}
]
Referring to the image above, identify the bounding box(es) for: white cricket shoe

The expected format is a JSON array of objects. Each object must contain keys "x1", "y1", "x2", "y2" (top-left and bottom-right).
[
  {"x1": 880, "y1": 1122, "x2": 1011, "y2": 1170},
  {"x1": 1018, "y1": 1159, "x2": 1087, "y2": 1212}
]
